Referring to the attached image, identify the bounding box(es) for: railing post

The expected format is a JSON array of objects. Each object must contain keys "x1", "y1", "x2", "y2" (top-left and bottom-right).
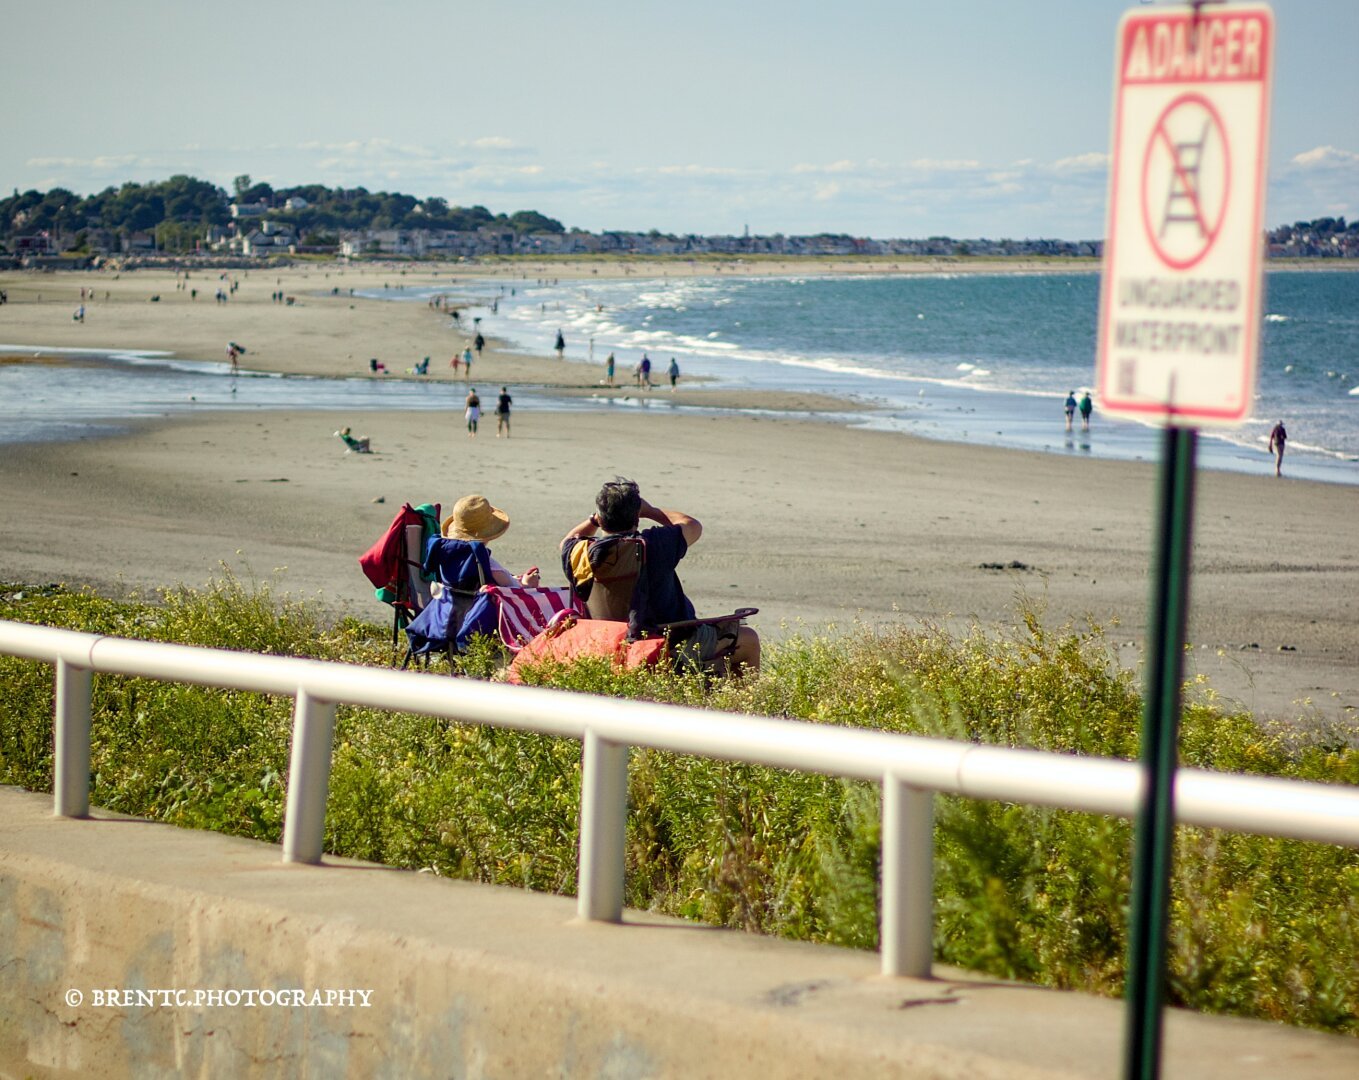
[
  {"x1": 54, "y1": 658, "x2": 93, "y2": 818},
  {"x1": 881, "y1": 775, "x2": 934, "y2": 978},
  {"x1": 282, "y1": 689, "x2": 337, "y2": 864},
  {"x1": 578, "y1": 729, "x2": 629, "y2": 922}
]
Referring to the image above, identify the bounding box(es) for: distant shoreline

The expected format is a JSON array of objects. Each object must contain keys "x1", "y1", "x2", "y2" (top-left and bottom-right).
[{"x1": 15, "y1": 253, "x2": 1358, "y2": 278}]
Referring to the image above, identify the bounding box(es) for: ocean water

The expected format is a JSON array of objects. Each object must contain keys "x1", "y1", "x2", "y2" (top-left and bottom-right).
[
  {"x1": 3, "y1": 270, "x2": 1356, "y2": 485},
  {"x1": 480, "y1": 270, "x2": 1359, "y2": 480},
  {"x1": 0, "y1": 346, "x2": 469, "y2": 444}
]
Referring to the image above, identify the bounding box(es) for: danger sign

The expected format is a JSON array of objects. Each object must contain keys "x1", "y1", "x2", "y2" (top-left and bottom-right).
[{"x1": 1096, "y1": 3, "x2": 1274, "y2": 426}]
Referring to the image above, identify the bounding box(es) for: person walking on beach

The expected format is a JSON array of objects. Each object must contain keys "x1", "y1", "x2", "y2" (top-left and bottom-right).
[
  {"x1": 496, "y1": 386, "x2": 512, "y2": 437},
  {"x1": 474, "y1": 332, "x2": 485, "y2": 357},
  {"x1": 450, "y1": 351, "x2": 461, "y2": 375},
  {"x1": 1268, "y1": 420, "x2": 1288, "y2": 477},
  {"x1": 667, "y1": 357, "x2": 680, "y2": 391},
  {"x1": 640, "y1": 355, "x2": 652, "y2": 389},
  {"x1": 555, "y1": 329, "x2": 566, "y2": 360},
  {"x1": 1079, "y1": 391, "x2": 1093, "y2": 431},
  {"x1": 465, "y1": 388, "x2": 481, "y2": 438},
  {"x1": 1064, "y1": 391, "x2": 1078, "y2": 432},
  {"x1": 605, "y1": 352, "x2": 616, "y2": 387}
]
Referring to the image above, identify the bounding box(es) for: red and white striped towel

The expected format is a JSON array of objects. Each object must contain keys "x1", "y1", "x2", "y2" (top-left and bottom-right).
[{"x1": 484, "y1": 585, "x2": 579, "y2": 652}]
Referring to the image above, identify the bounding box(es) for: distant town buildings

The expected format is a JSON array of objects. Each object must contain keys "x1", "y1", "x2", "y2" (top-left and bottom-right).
[
  {"x1": 47, "y1": 221, "x2": 1354, "y2": 264},
  {"x1": 2, "y1": 176, "x2": 1353, "y2": 267},
  {"x1": 322, "y1": 228, "x2": 1104, "y2": 261},
  {"x1": 1266, "y1": 220, "x2": 1359, "y2": 259}
]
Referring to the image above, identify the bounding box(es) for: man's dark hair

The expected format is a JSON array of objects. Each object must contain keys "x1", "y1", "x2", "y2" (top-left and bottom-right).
[{"x1": 596, "y1": 478, "x2": 641, "y2": 533}]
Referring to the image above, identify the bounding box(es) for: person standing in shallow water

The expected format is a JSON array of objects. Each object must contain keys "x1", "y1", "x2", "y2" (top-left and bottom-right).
[
  {"x1": 1268, "y1": 420, "x2": 1287, "y2": 477},
  {"x1": 1064, "y1": 391, "x2": 1077, "y2": 432},
  {"x1": 555, "y1": 329, "x2": 566, "y2": 360},
  {"x1": 1079, "y1": 391, "x2": 1093, "y2": 431}
]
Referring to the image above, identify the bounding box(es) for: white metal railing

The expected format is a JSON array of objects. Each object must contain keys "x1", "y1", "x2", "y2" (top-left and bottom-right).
[{"x1": 3, "y1": 618, "x2": 1358, "y2": 979}]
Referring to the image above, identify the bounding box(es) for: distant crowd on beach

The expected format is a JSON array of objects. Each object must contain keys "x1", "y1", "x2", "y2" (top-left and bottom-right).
[
  {"x1": 382, "y1": 316, "x2": 688, "y2": 397},
  {"x1": 346, "y1": 316, "x2": 691, "y2": 459},
  {"x1": 592, "y1": 345, "x2": 680, "y2": 393}
]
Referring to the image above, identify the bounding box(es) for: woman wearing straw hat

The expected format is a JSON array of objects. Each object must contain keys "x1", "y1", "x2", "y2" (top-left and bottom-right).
[{"x1": 442, "y1": 494, "x2": 540, "y2": 586}]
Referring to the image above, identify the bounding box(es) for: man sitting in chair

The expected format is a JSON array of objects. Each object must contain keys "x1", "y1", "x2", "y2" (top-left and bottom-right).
[{"x1": 560, "y1": 478, "x2": 760, "y2": 674}]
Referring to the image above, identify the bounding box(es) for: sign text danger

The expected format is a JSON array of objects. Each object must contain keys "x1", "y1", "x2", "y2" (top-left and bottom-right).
[{"x1": 1123, "y1": 15, "x2": 1266, "y2": 83}]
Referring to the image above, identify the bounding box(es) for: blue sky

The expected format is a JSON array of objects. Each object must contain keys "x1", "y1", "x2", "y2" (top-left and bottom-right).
[{"x1": 3, "y1": 0, "x2": 1354, "y2": 239}]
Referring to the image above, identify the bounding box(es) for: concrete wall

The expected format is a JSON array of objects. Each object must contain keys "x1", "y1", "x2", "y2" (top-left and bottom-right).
[{"x1": 2, "y1": 786, "x2": 1355, "y2": 1079}]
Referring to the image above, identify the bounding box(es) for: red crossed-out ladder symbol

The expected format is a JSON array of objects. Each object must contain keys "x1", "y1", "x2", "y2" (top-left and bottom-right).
[{"x1": 1159, "y1": 118, "x2": 1211, "y2": 238}]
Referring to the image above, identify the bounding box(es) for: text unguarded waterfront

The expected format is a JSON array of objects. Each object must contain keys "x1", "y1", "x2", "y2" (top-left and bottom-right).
[
  {"x1": 1113, "y1": 320, "x2": 1242, "y2": 355},
  {"x1": 1117, "y1": 278, "x2": 1241, "y2": 312}
]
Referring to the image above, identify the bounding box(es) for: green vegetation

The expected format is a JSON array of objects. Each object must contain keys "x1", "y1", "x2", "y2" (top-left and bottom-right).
[
  {"x1": 1, "y1": 578, "x2": 1355, "y2": 1035},
  {"x1": 0, "y1": 177, "x2": 564, "y2": 253}
]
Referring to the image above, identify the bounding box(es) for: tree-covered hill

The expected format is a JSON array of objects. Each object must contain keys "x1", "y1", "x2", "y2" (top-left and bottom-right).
[{"x1": 0, "y1": 174, "x2": 564, "y2": 252}]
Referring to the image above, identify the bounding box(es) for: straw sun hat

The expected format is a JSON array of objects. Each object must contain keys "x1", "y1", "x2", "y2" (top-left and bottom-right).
[{"x1": 442, "y1": 494, "x2": 510, "y2": 542}]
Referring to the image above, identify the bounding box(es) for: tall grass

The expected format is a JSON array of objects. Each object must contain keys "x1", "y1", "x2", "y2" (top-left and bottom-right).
[{"x1": 0, "y1": 578, "x2": 1354, "y2": 1034}]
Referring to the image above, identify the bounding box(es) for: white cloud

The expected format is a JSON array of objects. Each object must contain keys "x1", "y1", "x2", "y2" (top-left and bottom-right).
[
  {"x1": 1291, "y1": 145, "x2": 1358, "y2": 167},
  {"x1": 908, "y1": 158, "x2": 982, "y2": 172},
  {"x1": 813, "y1": 182, "x2": 842, "y2": 201},
  {"x1": 793, "y1": 160, "x2": 858, "y2": 175},
  {"x1": 651, "y1": 164, "x2": 744, "y2": 177},
  {"x1": 1052, "y1": 152, "x2": 1108, "y2": 172},
  {"x1": 27, "y1": 154, "x2": 142, "y2": 169},
  {"x1": 460, "y1": 164, "x2": 545, "y2": 181},
  {"x1": 1267, "y1": 145, "x2": 1358, "y2": 227},
  {"x1": 298, "y1": 138, "x2": 434, "y2": 161},
  {"x1": 471, "y1": 136, "x2": 517, "y2": 150}
]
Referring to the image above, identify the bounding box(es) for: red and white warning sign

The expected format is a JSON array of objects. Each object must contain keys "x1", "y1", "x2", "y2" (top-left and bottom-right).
[{"x1": 1096, "y1": 3, "x2": 1274, "y2": 426}]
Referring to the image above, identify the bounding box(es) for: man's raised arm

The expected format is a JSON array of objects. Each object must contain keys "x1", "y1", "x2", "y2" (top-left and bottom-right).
[{"x1": 640, "y1": 498, "x2": 701, "y2": 547}]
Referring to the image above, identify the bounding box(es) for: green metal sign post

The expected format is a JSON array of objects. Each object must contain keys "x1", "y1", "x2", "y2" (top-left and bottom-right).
[
  {"x1": 1124, "y1": 426, "x2": 1197, "y2": 1080},
  {"x1": 1097, "y1": 3, "x2": 1274, "y2": 1075}
]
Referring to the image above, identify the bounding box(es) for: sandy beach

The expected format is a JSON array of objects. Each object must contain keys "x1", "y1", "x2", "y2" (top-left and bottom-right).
[{"x1": 1, "y1": 264, "x2": 1355, "y2": 724}]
